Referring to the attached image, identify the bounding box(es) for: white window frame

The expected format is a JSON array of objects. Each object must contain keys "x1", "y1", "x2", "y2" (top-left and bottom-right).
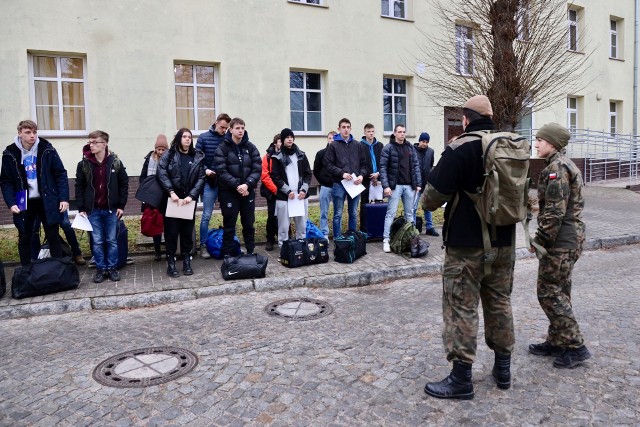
[
  {"x1": 610, "y1": 19, "x2": 619, "y2": 59},
  {"x1": 289, "y1": 70, "x2": 324, "y2": 135},
  {"x1": 289, "y1": 0, "x2": 323, "y2": 5},
  {"x1": 381, "y1": 0, "x2": 407, "y2": 20},
  {"x1": 567, "y1": 96, "x2": 578, "y2": 132},
  {"x1": 455, "y1": 24, "x2": 474, "y2": 76},
  {"x1": 568, "y1": 9, "x2": 578, "y2": 51},
  {"x1": 174, "y1": 62, "x2": 218, "y2": 133},
  {"x1": 516, "y1": 3, "x2": 531, "y2": 41},
  {"x1": 609, "y1": 101, "x2": 618, "y2": 135},
  {"x1": 28, "y1": 53, "x2": 88, "y2": 136},
  {"x1": 383, "y1": 77, "x2": 409, "y2": 134}
]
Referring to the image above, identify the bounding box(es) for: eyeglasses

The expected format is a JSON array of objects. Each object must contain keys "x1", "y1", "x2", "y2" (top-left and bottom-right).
[{"x1": 88, "y1": 140, "x2": 106, "y2": 145}]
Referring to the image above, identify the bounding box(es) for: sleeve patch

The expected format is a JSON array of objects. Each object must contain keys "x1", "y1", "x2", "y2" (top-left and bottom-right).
[{"x1": 548, "y1": 172, "x2": 557, "y2": 179}]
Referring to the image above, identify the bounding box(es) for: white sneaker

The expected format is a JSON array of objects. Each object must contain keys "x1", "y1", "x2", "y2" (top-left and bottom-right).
[
  {"x1": 383, "y1": 239, "x2": 391, "y2": 253},
  {"x1": 200, "y1": 246, "x2": 211, "y2": 259}
]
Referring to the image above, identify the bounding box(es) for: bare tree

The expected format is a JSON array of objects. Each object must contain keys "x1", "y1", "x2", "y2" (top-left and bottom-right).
[{"x1": 415, "y1": 0, "x2": 591, "y2": 131}]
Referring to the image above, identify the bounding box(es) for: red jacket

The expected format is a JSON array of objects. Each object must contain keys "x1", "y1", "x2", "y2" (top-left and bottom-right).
[{"x1": 260, "y1": 153, "x2": 277, "y2": 195}]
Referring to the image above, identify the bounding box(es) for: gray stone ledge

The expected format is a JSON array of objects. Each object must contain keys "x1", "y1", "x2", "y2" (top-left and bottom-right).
[
  {"x1": 0, "y1": 298, "x2": 92, "y2": 320},
  {"x1": 91, "y1": 289, "x2": 196, "y2": 310},
  {"x1": 254, "y1": 277, "x2": 305, "y2": 292},
  {"x1": 601, "y1": 235, "x2": 640, "y2": 248},
  {"x1": 194, "y1": 281, "x2": 254, "y2": 298},
  {"x1": 305, "y1": 274, "x2": 346, "y2": 289}
]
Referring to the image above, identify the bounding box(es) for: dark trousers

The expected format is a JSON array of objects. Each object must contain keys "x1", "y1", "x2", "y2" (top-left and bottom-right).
[
  {"x1": 152, "y1": 234, "x2": 162, "y2": 254},
  {"x1": 16, "y1": 198, "x2": 62, "y2": 266},
  {"x1": 266, "y1": 197, "x2": 277, "y2": 244},
  {"x1": 164, "y1": 217, "x2": 194, "y2": 257},
  {"x1": 219, "y1": 189, "x2": 256, "y2": 255},
  {"x1": 359, "y1": 183, "x2": 370, "y2": 232}
]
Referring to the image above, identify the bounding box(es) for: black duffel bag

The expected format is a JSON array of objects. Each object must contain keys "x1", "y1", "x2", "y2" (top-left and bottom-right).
[
  {"x1": 305, "y1": 237, "x2": 329, "y2": 265},
  {"x1": 334, "y1": 230, "x2": 367, "y2": 263},
  {"x1": 279, "y1": 239, "x2": 306, "y2": 268},
  {"x1": 11, "y1": 257, "x2": 80, "y2": 299},
  {"x1": 221, "y1": 254, "x2": 268, "y2": 280}
]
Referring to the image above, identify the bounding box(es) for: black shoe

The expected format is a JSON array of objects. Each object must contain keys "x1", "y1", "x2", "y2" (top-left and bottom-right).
[
  {"x1": 528, "y1": 341, "x2": 564, "y2": 357},
  {"x1": 492, "y1": 352, "x2": 511, "y2": 390},
  {"x1": 424, "y1": 361, "x2": 474, "y2": 400},
  {"x1": 553, "y1": 345, "x2": 591, "y2": 369},
  {"x1": 154, "y1": 252, "x2": 162, "y2": 262},
  {"x1": 183, "y1": 257, "x2": 193, "y2": 276},
  {"x1": 108, "y1": 269, "x2": 120, "y2": 282},
  {"x1": 93, "y1": 270, "x2": 107, "y2": 284},
  {"x1": 426, "y1": 228, "x2": 440, "y2": 237},
  {"x1": 166, "y1": 256, "x2": 179, "y2": 278},
  {"x1": 265, "y1": 241, "x2": 274, "y2": 251}
]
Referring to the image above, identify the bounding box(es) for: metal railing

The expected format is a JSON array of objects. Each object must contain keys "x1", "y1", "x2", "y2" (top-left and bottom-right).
[{"x1": 516, "y1": 128, "x2": 639, "y2": 185}]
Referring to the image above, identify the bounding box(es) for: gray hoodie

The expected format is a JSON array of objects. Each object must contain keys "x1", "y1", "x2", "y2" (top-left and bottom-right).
[{"x1": 14, "y1": 136, "x2": 40, "y2": 199}]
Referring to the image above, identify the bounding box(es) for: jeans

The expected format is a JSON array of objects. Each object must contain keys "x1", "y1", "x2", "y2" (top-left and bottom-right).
[
  {"x1": 319, "y1": 186, "x2": 332, "y2": 236},
  {"x1": 199, "y1": 184, "x2": 218, "y2": 246},
  {"x1": 89, "y1": 209, "x2": 118, "y2": 270},
  {"x1": 383, "y1": 184, "x2": 415, "y2": 239},
  {"x1": 412, "y1": 190, "x2": 434, "y2": 230},
  {"x1": 332, "y1": 183, "x2": 359, "y2": 238}
]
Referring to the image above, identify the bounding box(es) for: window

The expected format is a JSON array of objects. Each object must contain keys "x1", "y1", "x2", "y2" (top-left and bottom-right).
[
  {"x1": 381, "y1": 0, "x2": 406, "y2": 19},
  {"x1": 29, "y1": 54, "x2": 87, "y2": 133},
  {"x1": 609, "y1": 101, "x2": 619, "y2": 134},
  {"x1": 174, "y1": 63, "x2": 217, "y2": 131},
  {"x1": 455, "y1": 24, "x2": 474, "y2": 75},
  {"x1": 290, "y1": 0, "x2": 321, "y2": 4},
  {"x1": 290, "y1": 71, "x2": 322, "y2": 133},
  {"x1": 610, "y1": 19, "x2": 619, "y2": 58},
  {"x1": 383, "y1": 77, "x2": 407, "y2": 133},
  {"x1": 568, "y1": 9, "x2": 578, "y2": 51},
  {"x1": 567, "y1": 97, "x2": 578, "y2": 132}
]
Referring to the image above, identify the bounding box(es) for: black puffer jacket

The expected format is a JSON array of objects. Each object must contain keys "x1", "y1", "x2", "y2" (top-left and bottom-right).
[
  {"x1": 313, "y1": 145, "x2": 333, "y2": 188},
  {"x1": 213, "y1": 131, "x2": 261, "y2": 191},
  {"x1": 413, "y1": 143, "x2": 435, "y2": 188},
  {"x1": 156, "y1": 147, "x2": 206, "y2": 200},
  {"x1": 323, "y1": 134, "x2": 367, "y2": 184},
  {"x1": 379, "y1": 139, "x2": 421, "y2": 190},
  {"x1": 270, "y1": 145, "x2": 312, "y2": 201}
]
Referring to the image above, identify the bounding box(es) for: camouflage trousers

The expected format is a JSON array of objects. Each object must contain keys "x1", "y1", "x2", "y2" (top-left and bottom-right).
[
  {"x1": 441, "y1": 246, "x2": 516, "y2": 363},
  {"x1": 537, "y1": 248, "x2": 584, "y2": 348}
]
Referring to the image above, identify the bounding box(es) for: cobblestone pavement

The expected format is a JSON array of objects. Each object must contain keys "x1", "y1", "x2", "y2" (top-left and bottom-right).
[
  {"x1": 0, "y1": 244, "x2": 638, "y2": 426},
  {"x1": 1, "y1": 186, "x2": 639, "y2": 320}
]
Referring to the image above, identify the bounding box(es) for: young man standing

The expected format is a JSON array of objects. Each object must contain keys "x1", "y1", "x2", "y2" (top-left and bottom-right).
[
  {"x1": 323, "y1": 118, "x2": 367, "y2": 238},
  {"x1": 528, "y1": 122, "x2": 591, "y2": 369},
  {"x1": 213, "y1": 118, "x2": 261, "y2": 256},
  {"x1": 359, "y1": 123, "x2": 383, "y2": 234},
  {"x1": 1, "y1": 120, "x2": 69, "y2": 266},
  {"x1": 413, "y1": 132, "x2": 438, "y2": 236},
  {"x1": 379, "y1": 124, "x2": 421, "y2": 252},
  {"x1": 312, "y1": 131, "x2": 336, "y2": 237},
  {"x1": 196, "y1": 113, "x2": 231, "y2": 259},
  {"x1": 75, "y1": 130, "x2": 129, "y2": 283}
]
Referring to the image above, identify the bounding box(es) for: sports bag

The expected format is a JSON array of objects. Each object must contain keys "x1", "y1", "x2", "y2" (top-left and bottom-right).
[
  {"x1": 141, "y1": 207, "x2": 164, "y2": 237},
  {"x1": 221, "y1": 254, "x2": 268, "y2": 280},
  {"x1": 11, "y1": 257, "x2": 80, "y2": 299},
  {"x1": 205, "y1": 227, "x2": 241, "y2": 259},
  {"x1": 334, "y1": 231, "x2": 367, "y2": 263},
  {"x1": 390, "y1": 218, "x2": 420, "y2": 255},
  {"x1": 305, "y1": 220, "x2": 325, "y2": 239},
  {"x1": 279, "y1": 239, "x2": 306, "y2": 268},
  {"x1": 409, "y1": 235, "x2": 430, "y2": 258},
  {"x1": 305, "y1": 237, "x2": 329, "y2": 264}
]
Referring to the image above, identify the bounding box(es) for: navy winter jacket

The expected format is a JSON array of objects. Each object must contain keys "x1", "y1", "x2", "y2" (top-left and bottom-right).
[
  {"x1": 413, "y1": 143, "x2": 435, "y2": 188},
  {"x1": 323, "y1": 134, "x2": 367, "y2": 184},
  {"x1": 196, "y1": 126, "x2": 225, "y2": 174}
]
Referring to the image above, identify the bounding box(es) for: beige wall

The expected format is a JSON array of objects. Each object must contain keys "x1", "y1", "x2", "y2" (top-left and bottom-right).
[{"x1": 0, "y1": 0, "x2": 637, "y2": 175}]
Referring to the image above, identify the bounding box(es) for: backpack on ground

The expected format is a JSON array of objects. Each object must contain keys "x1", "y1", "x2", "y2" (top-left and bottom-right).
[
  {"x1": 389, "y1": 217, "x2": 420, "y2": 255},
  {"x1": 206, "y1": 227, "x2": 241, "y2": 259},
  {"x1": 305, "y1": 220, "x2": 324, "y2": 239},
  {"x1": 452, "y1": 131, "x2": 533, "y2": 273},
  {"x1": 334, "y1": 231, "x2": 367, "y2": 263}
]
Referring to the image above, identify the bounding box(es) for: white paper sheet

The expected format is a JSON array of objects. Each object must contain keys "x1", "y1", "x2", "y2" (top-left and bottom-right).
[
  {"x1": 71, "y1": 213, "x2": 93, "y2": 231},
  {"x1": 341, "y1": 174, "x2": 366, "y2": 199},
  {"x1": 368, "y1": 183, "x2": 383, "y2": 201},
  {"x1": 165, "y1": 198, "x2": 197, "y2": 219},
  {"x1": 287, "y1": 196, "x2": 306, "y2": 217}
]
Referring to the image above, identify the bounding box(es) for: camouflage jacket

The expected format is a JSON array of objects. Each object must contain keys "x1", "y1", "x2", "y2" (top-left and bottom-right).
[{"x1": 534, "y1": 150, "x2": 585, "y2": 250}]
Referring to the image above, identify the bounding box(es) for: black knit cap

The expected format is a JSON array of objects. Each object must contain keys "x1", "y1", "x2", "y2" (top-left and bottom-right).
[{"x1": 280, "y1": 128, "x2": 295, "y2": 141}]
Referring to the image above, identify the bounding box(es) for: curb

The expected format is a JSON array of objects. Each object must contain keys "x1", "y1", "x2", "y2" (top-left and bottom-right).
[{"x1": 2, "y1": 235, "x2": 639, "y2": 321}]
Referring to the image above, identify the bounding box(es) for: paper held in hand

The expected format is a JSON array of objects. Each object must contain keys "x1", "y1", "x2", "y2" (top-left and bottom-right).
[
  {"x1": 165, "y1": 198, "x2": 197, "y2": 219},
  {"x1": 368, "y1": 183, "x2": 383, "y2": 201},
  {"x1": 287, "y1": 196, "x2": 305, "y2": 217},
  {"x1": 71, "y1": 214, "x2": 93, "y2": 231},
  {"x1": 341, "y1": 173, "x2": 366, "y2": 199}
]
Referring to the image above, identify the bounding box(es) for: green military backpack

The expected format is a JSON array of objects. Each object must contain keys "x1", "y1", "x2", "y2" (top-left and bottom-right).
[{"x1": 389, "y1": 217, "x2": 420, "y2": 255}]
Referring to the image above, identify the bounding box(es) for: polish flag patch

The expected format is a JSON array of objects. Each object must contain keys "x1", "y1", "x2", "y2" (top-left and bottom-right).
[{"x1": 548, "y1": 172, "x2": 557, "y2": 179}]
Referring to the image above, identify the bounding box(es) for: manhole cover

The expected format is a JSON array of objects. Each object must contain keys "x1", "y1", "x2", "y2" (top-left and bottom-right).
[
  {"x1": 92, "y1": 346, "x2": 198, "y2": 388},
  {"x1": 264, "y1": 298, "x2": 333, "y2": 321}
]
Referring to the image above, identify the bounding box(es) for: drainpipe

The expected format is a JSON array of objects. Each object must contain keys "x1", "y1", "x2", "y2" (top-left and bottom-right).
[{"x1": 635, "y1": 0, "x2": 639, "y2": 135}]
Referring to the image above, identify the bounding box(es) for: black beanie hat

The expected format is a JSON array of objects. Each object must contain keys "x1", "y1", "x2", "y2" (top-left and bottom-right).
[{"x1": 280, "y1": 128, "x2": 295, "y2": 141}]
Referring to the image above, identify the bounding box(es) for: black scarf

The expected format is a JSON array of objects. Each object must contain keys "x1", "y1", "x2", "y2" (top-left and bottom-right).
[
  {"x1": 465, "y1": 117, "x2": 496, "y2": 133},
  {"x1": 280, "y1": 144, "x2": 297, "y2": 166}
]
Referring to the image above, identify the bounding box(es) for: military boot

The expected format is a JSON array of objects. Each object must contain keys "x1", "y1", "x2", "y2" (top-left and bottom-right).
[
  {"x1": 492, "y1": 352, "x2": 511, "y2": 390},
  {"x1": 424, "y1": 361, "x2": 474, "y2": 400},
  {"x1": 166, "y1": 255, "x2": 179, "y2": 278},
  {"x1": 183, "y1": 256, "x2": 194, "y2": 276}
]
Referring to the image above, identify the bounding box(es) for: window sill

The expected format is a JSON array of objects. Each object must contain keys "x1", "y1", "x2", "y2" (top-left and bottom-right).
[
  {"x1": 293, "y1": 131, "x2": 326, "y2": 137},
  {"x1": 566, "y1": 49, "x2": 585, "y2": 55},
  {"x1": 288, "y1": 1, "x2": 328, "y2": 8},
  {"x1": 609, "y1": 57, "x2": 625, "y2": 62},
  {"x1": 37, "y1": 131, "x2": 89, "y2": 138},
  {"x1": 381, "y1": 15, "x2": 414, "y2": 23}
]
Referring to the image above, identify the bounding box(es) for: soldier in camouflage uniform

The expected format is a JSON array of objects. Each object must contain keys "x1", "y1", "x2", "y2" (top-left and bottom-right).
[
  {"x1": 528, "y1": 122, "x2": 591, "y2": 369},
  {"x1": 421, "y1": 95, "x2": 515, "y2": 400}
]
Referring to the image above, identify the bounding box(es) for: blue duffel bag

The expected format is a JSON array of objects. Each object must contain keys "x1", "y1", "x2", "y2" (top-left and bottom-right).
[{"x1": 206, "y1": 227, "x2": 241, "y2": 259}]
